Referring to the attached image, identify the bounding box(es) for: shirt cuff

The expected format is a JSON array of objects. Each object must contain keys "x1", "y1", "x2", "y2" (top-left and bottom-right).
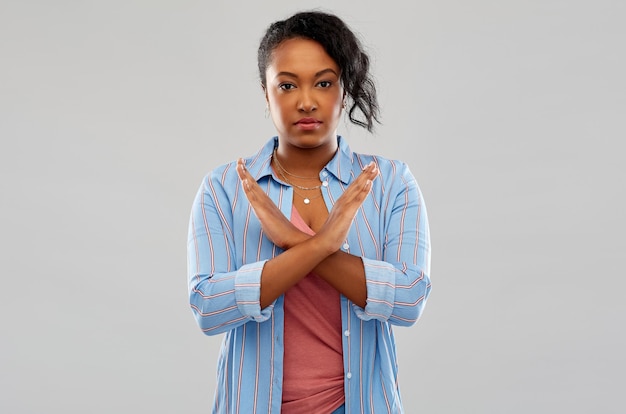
[
  {"x1": 353, "y1": 257, "x2": 397, "y2": 321},
  {"x1": 234, "y1": 260, "x2": 273, "y2": 322}
]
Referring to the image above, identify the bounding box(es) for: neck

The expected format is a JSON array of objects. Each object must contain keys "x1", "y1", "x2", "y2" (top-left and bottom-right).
[{"x1": 274, "y1": 138, "x2": 338, "y2": 177}]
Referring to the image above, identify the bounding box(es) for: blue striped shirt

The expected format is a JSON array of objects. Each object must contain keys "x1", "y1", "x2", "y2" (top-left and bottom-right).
[{"x1": 188, "y1": 136, "x2": 432, "y2": 413}]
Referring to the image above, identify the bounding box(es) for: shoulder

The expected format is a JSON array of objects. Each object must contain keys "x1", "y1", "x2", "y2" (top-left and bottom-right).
[
  {"x1": 199, "y1": 161, "x2": 238, "y2": 197},
  {"x1": 351, "y1": 151, "x2": 416, "y2": 184},
  {"x1": 202, "y1": 137, "x2": 276, "y2": 190},
  {"x1": 348, "y1": 151, "x2": 425, "y2": 210}
]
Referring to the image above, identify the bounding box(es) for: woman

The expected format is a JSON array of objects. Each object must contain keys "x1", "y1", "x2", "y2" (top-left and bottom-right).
[{"x1": 188, "y1": 11, "x2": 431, "y2": 414}]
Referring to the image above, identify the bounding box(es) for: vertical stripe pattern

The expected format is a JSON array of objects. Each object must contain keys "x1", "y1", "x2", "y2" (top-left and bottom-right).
[{"x1": 187, "y1": 136, "x2": 431, "y2": 413}]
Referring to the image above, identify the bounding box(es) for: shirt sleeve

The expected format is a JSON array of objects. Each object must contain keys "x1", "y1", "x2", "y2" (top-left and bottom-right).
[
  {"x1": 187, "y1": 172, "x2": 273, "y2": 336},
  {"x1": 352, "y1": 161, "x2": 432, "y2": 326}
]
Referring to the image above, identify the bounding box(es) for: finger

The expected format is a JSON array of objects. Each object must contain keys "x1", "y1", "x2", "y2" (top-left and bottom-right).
[
  {"x1": 349, "y1": 163, "x2": 377, "y2": 190},
  {"x1": 237, "y1": 159, "x2": 262, "y2": 196},
  {"x1": 348, "y1": 179, "x2": 372, "y2": 205},
  {"x1": 357, "y1": 179, "x2": 373, "y2": 201},
  {"x1": 330, "y1": 184, "x2": 371, "y2": 221},
  {"x1": 241, "y1": 179, "x2": 255, "y2": 202},
  {"x1": 360, "y1": 162, "x2": 378, "y2": 179},
  {"x1": 340, "y1": 164, "x2": 376, "y2": 203},
  {"x1": 236, "y1": 158, "x2": 249, "y2": 180}
]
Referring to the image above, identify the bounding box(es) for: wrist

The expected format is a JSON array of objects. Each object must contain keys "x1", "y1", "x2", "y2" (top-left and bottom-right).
[
  {"x1": 309, "y1": 233, "x2": 341, "y2": 257},
  {"x1": 281, "y1": 230, "x2": 311, "y2": 250}
]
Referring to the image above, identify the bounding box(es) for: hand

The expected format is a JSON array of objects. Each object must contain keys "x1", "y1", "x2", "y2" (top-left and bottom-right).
[
  {"x1": 236, "y1": 158, "x2": 309, "y2": 249},
  {"x1": 315, "y1": 162, "x2": 378, "y2": 254}
]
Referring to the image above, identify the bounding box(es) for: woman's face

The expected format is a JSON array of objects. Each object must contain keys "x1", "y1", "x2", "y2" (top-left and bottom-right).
[{"x1": 265, "y1": 38, "x2": 344, "y2": 151}]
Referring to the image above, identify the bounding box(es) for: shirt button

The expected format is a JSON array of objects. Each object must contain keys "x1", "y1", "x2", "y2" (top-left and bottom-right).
[
  {"x1": 342, "y1": 243, "x2": 349, "y2": 250},
  {"x1": 321, "y1": 171, "x2": 328, "y2": 177},
  {"x1": 344, "y1": 330, "x2": 350, "y2": 337},
  {"x1": 346, "y1": 372, "x2": 352, "y2": 379},
  {"x1": 322, "y1": 181, "x2": 328, "y2": 187}
]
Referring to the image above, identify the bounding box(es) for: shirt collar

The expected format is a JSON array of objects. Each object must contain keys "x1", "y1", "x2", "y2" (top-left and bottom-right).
[
  {"x1": 325, "y1": 135, "x2": 353, "y2": 185},
  {"x1": 244, "y1": 138, "x2": 276, "y2": 181},
  {"x1": 245, "y1": 136, "x2": 354, "y2": 185}
]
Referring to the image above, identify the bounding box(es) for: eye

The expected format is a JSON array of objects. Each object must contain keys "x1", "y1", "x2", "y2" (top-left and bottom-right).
[
  {"x1": 317, "y1": 80, "x2": 332, "y2": 88},
  {"x1": 279, "y1": 83, "x2": 296, "y2": 91}
]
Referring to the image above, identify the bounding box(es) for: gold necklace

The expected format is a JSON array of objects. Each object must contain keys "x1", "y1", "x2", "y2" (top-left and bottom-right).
[
  {"x1": 272, "y1": 148, "x2": 320, "y2": 180},
  {"x1": 292, "y1": 187, "x2": 323, "y2": 205},
  {"x1": 274, "y1": 162, "x2": 322, "y2": 191},
  {"x1": 275, "y1": 165, "x2": 322, "y2": 205}
]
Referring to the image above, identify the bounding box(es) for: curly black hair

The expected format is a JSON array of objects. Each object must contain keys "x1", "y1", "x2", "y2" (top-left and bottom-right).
[{"x1": 258, "y1": 11, "x2": 380, "y2": 132}]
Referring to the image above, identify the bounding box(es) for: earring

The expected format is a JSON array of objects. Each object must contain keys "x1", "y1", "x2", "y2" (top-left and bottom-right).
[{"x1": 264, "y1": 103, "x2": 270, "y2": 118}]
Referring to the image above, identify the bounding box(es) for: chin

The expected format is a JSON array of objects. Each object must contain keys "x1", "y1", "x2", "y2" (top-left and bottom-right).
[{"x1": 290, "y1": 133, "x2": 335, "y2": 148}]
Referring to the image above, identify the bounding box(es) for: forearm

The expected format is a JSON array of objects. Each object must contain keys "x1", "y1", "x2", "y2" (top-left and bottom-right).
[
  {"x1": 190, "y1": 271, "x2": 254, "y2": 335},
  {"x1": 260, "y1": 236, "x2": 332, "y2": 309},
  {"x1": 281, "y1": 232, "x2": 367, "y2": 308},
  {"x1": 313, "y1": 251, "x2": 367, "y2": 308}
]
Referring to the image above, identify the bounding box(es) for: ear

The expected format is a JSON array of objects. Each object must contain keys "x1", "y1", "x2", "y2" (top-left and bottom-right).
[{"x1": 261, "y1": 83, "x2": 268, "y2": 102}]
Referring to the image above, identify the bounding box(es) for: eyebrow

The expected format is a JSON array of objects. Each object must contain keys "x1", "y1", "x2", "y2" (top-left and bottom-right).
[{"x1": 274, "y1": 68, "x2": 339, "y2": 79}]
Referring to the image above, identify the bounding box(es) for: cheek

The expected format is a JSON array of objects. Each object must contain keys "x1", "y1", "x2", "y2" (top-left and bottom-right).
[
  {"x1": 268, "y1": 96, "x2": 289, "y2": 128},
  {"x1": 330, "y1": 95, "x2": 343, "y2": 113},
  {"x1": 268, "y1": 93, "x2": 291, "y2": 113},
  {"x1": 267, "y1": 95, "x2": 284, "y2": 118},
  {"x1": 331, "y1": 91, "x2": 343, "y2": 106}
]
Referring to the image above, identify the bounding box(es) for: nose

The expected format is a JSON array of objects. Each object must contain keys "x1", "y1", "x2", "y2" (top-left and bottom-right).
[{"x1": 297, "y1": 89, "x2": 317, "y2": 112}]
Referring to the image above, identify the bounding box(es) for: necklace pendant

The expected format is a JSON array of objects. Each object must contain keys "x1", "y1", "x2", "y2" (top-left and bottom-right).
[{"x1": 303, "y1": 198, "x2": 310, "y2": 205}]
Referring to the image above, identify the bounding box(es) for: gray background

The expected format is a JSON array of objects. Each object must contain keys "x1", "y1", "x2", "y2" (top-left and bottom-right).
[{"x1": 1, "y1": 0, "x2": 624, "y2": 413}]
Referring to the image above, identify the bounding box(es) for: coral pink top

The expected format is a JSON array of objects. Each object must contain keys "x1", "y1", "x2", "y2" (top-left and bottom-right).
[{"x1": 281, "y1": 206, "x2": 345, "y2": 414}]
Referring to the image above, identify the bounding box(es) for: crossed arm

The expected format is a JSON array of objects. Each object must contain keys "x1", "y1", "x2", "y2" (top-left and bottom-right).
[{"x1": 236, "y1": 159, "x2": 378, "y2": 309}]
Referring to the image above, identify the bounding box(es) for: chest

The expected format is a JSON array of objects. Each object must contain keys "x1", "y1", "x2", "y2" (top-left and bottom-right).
[{"x1": 291, "y1": 195, "x2": 328, "y2": 233}]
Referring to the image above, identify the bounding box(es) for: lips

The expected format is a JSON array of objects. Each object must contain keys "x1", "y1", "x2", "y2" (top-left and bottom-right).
[
  {"x1": 295, "y1": 117, "x2": 322, "y2": 125},
  {"x1": 294, "y1": 117, "x2": 322, "y2": 131}
]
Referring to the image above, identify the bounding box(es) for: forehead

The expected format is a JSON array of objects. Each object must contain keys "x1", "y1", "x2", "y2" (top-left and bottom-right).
[{"x1": 267, "y1": 38, "x2": 339, "y2": 76}]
